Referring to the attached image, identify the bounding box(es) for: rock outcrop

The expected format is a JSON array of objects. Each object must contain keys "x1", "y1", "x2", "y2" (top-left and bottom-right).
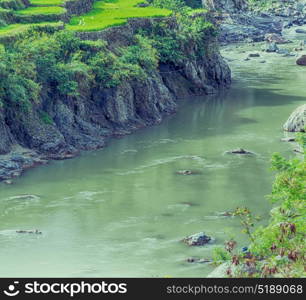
[
  {"x1": 0, "y1": 17, "x2": 231, "y2": 181},
  {"x1": 283, "y1": 104, "x2": 306, "y2": 132},
  {"x1": 202, "y1": 0, "x2": 248, "y2": 12}
]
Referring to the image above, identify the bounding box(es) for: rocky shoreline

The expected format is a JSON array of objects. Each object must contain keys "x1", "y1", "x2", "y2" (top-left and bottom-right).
[
  {"x1": 204, "y1": 0, "x2": 306, "y2": 44},
  {"x1": 0, "y1": 17, "x2": 231, "y2": 183}
]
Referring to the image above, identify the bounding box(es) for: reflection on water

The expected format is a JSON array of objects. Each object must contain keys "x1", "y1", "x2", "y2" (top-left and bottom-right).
[{"x1": 0, "y1": 42, "x2": 305, "y2": 277}]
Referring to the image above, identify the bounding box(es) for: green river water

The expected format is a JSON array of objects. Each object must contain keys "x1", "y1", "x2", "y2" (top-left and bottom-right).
[{"x1": 0, "y1": 33, "x2": 305, "y2": 277}]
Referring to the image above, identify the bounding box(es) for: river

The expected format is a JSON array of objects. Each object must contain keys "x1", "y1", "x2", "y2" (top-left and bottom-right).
[{"x1": 0, "y1": 33, "x2": 305, "y2": 277}]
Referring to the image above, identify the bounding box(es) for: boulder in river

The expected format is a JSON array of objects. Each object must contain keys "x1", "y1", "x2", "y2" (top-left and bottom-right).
[
  {"x1": 225, "y1": 148, "x2": 255, "y2": 155},
  {"x1": 248, "y1": 53, "x2": 260, "y2": 58},
  {"x1": 283, "y1": 104, "x2": 306, "y2": 132},
  {"x1": 182, "y1": 232, "x2": 212, "y2": 246},
  {"x1": 264, "y1": 33, "x2": 291, "y2": 44},
  {"x1": 296, "y1": 28, "x2": 306, "y2": 34},
  {"x1": 296, "y1": 55, "x2": 306, "y2": 66}
]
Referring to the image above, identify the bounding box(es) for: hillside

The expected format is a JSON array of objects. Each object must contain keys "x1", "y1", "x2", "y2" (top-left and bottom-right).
[{"x1": 0, "y1": 0, "x2": 172, "y2": 41}]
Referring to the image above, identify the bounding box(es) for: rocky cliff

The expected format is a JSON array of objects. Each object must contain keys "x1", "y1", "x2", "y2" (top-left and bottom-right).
[
  {"x1": 202, "y1": 0, "x2": 248, "y2": 12},
  {"x1": 0, "y1": 17, "x2": 231, "y2": 182}
]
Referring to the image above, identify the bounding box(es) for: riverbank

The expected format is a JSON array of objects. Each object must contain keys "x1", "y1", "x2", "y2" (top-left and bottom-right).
[
  {"x1": 0, "y1": 14, "x2": 231, "y2": 183},
  {"x1": 205, "y1": 26, "x2": 306, "y2": 277}
]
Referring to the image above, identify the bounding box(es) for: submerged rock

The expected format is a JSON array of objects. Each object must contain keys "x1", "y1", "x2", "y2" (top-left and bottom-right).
[
  {"x1": 248, "y1": 53, "x2": 260, "y2": 57},
  {"x1": 182, "y1": 232, "x2": 213, "y2": 246},
  {"x1": 296, "y1": 28, "x2": 306, "y2": 34},
  {"x1": 186, "y1": 257, "x2": 212, "y2": 263},
  {"x1": 16, "y1": 229, "x2": 42, "y2": 235},
  {"x1": 283, "y1": 104, "x2": 306, "y2": 132},
  {"x1": 176, "y1": 170, "x2": 201, "y2": 175},
  {"x1": 8, "y1": 195, "x2": 40, "y2": 201},
  {"x1": 180, "y1": 201, "x2": 200, "y2": 207},
  {"x1": 281, "y1": 137, "x2": 296, "y2": 142},
  {"x1": 294, "y1": 147, "x2": 304, "y2": 154},
  {"x1": 176, "y1": 170, "x2": 193, "y2": 175},
  {"x1": 217, "y1": 211, "x2": 233, "y2": 217},
  {"x1": 225, "y1": 148, "x2": 255, "y2": 155}
]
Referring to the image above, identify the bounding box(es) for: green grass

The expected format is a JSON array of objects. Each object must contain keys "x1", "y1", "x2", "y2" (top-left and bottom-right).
[
  {"x1": 29, "y1": 0, "x2": 65, "y2": 5},
  {"x1": 15, "y1": 6, "x2": 65, "y2": 15},
  {"x1": 0, "y1": 0, "x2": 172, "y2": 40},
  {"x1": 0, "y1": 21, "x2": 62, "y2": 36},
  {"x1": 67, "y1": 0, "x2": 171, "y2": 32}
]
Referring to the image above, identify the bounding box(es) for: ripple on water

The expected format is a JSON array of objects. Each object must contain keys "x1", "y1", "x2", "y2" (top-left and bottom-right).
[
  {"x1": 135, "y1": 155, "x2": 206, "y2": 171},
  {"x1": 167, "y1": 204, "x2": 190, "y2": 212},
  {"x1": 116, "y1": 169, "x2": 144, "y2": 176},
  {"x1": 45, "y1": 191, "x2": 107, "y2": 209},
  {"x1": 1, "y1": 195, "x2": 42, "y2": 216},
  {"x1": 5, "y1": 194, "x2": 41, "y2": 203},
  {"x1": 121, "y1": 149, "x2": 138, "y2": 155},
  {"x1": 143, "y1": 138, "x2": 178, "y2": 149}
]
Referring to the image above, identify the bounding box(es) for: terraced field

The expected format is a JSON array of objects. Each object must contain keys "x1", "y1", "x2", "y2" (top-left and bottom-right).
[
  {"x1": 0, "y1": 0, "x2": 67, "y2": 39},
  {"x1": 67, "y1": 0, "x2": 172, "y2": 32},
  {"x1": 0, "y1": 0, "x2": 171, "y2": 41}
]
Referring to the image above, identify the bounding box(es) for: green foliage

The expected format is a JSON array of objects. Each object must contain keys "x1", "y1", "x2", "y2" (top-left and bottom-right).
[
  {"x1": 39, "y1": 111, "x2": 53, "y2": 125},
  {"x1": 218, "y1": 131, "x2": 306, "y2": 278},
  {"x1": 151, "y1": 0, "x2": 186, "y2": 12},
  {"x1": 0, "y1": 43, "x2": 39, "y2": 110},
  {"x1": 212, "y1": 246, "x2": 231, "y2": 263},
  {"x1": 119, "y1": 35, "x2": 158, "y2": 73},
  {"x1": 0, "y1": 18, "x2": 7, "y2": 27},
  {"x1": 137, "y1": 14, "x2": 215, "y2": 65},
  {"x1": 233, "y1": 207, "x2": 261, "y2": 242},
  {"x1": 0, "y1": 7, "x2": 215, "y2": 115}
]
